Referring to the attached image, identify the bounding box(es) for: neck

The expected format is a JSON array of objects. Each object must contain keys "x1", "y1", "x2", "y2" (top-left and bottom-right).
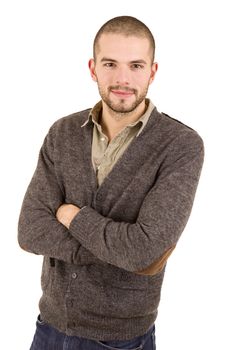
[{"x1": 100, "y1": 100, "x2": 146, "y2": 141}]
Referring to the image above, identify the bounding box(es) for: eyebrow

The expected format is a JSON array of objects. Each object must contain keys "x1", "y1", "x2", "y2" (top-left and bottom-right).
[{"x1": 100, "y1": 57, "x2": 147, "y2": 64}]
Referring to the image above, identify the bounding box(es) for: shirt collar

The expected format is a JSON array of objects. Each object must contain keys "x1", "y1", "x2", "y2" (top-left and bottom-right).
[
  {"x1": 81, "y1": 101, "x2": 102, "y2": 128},
  {"x1": 81, "y1": 99, "x2": 155, "y2": 136}
]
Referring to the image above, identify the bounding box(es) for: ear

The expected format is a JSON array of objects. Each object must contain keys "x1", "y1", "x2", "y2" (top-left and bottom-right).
[
  {"x1": 149, "y1": 62, "x2": 158, "y2": 84},
  {"x1": 88, "y1": 59, "x2": 97, "y2": 82}
]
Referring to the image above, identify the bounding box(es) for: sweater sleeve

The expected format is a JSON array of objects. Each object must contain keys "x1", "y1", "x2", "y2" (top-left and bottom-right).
[
  {"x1": 69, "y1": 133, "x2": 204, "y2": 272},
  {"x1": 18, "y1": 125, "x2": 83, "y2": 264}
]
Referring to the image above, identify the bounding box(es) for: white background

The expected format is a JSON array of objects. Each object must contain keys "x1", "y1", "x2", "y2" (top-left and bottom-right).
[{"x1": 0, "y1": 0, "x2": 232, "y2": 349}]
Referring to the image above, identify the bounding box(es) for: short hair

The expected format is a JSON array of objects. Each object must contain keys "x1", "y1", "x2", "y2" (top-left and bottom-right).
[{"x1": 93, "y1": 16, "x2": 155, "y2": 62}]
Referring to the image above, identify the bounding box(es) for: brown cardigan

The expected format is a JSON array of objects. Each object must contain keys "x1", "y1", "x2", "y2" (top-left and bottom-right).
[{"x1": 18, "y1": 106, "x2": 204, "y2": 341}]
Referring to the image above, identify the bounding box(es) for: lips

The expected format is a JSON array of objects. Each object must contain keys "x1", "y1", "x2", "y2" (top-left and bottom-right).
[{"x1": 110, "y1": 88, "x2": 135, "y2": 97}]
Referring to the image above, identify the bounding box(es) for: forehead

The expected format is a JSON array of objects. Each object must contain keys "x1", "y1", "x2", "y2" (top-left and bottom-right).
[{"x1": 95, "y1": 33, "x2": 151, "y2": 62}]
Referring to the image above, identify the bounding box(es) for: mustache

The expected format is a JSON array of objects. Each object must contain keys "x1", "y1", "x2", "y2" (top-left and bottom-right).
[{"x1": 109, "y1": 86, "x2": 136, "y2": 93}]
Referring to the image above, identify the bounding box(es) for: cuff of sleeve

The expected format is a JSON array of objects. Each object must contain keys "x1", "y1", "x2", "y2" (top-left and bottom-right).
[{"x1": 69, "y1": 206, "x2": 106, "y2": 246}]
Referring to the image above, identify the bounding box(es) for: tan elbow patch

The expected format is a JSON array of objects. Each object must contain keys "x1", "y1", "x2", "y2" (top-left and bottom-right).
[{"x1": 136, "y1": 245, "x2": 176, "y2": 276}]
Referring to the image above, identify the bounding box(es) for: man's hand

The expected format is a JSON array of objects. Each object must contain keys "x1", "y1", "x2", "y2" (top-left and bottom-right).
[{"x1": 56, "y1": 204, "x2": 80, "y2": 229}]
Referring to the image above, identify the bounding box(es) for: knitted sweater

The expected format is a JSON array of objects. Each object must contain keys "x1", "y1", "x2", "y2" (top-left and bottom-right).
[{"x1": 18, "y1": 106, "x2": 204, "y2": 341}]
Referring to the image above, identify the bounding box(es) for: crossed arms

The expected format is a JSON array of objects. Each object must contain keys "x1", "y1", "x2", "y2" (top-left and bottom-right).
[
  {"x1": 55, "y1": 203, "x2": 175, "y2": 275},
  {"x1": 18, "y1": 124, "x2": 204, "y2": 275}
]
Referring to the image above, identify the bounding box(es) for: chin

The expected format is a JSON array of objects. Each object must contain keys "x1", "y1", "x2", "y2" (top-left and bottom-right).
[{"x1": 109, "y1": 104, "x2": 136, "y2": 114}]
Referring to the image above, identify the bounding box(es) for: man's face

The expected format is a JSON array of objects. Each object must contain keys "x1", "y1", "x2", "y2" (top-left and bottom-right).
[{"x1": 89, "y1": 34, "x2": 158, "y2": 114}]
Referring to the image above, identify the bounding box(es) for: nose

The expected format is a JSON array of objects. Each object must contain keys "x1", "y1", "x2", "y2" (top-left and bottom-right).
[{"x1": 115, "y1": 66, "x2": 130, "y2": 86}]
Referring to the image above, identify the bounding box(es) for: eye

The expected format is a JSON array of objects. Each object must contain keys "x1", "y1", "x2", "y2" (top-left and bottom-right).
[
  {"x1": 103, "y1": 62, "x2": 116, "y2": 68},
  {"x1": 131, "y1": 64, "x2": 144, "y2": 70}
]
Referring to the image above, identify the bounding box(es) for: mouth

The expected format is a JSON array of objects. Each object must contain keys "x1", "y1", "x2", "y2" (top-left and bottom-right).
[{"x1": 110, "y1": 87, "x2": 135, "y2": 98}]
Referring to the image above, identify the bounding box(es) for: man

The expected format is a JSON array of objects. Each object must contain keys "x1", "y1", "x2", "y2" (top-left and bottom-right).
[{"x1": 18, "y1": 16, "x2": 204, "y2": 350}]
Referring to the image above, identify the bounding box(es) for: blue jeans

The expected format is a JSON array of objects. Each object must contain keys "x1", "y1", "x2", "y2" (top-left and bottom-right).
[{"x1": 30, "y1": 316, "x2": 156, "y2": 350}]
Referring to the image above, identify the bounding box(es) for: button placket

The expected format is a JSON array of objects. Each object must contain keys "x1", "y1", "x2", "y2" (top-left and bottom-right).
[{"x1": 66, "y1": 272, "x2": 79, "y2": 331}]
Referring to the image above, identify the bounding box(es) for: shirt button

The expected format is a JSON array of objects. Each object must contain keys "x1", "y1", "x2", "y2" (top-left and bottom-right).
[
  {"x1": 94, "y1": 157, "x2": 101, "y2": 165},
  {"x1": 71, "y1": 273, "x2": 77, "y2": 279},
  {"x1": 100, "y1": 137, "x2": 105, "y2": 141}
]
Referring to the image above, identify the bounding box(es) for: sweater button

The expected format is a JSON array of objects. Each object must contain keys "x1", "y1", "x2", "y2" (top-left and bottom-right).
[
  {"x1": 71, "y1": 272, "x2": 77, "y2": 279},
  {"x1": 67, "y1": 299, "x2": 74, "y2": 307},
  {"x1": 68, "y1": 321, "x2": 76, "y2": 328},
  {"x1": 96, "y1": 193, "x2": 103, "y2": 201}
]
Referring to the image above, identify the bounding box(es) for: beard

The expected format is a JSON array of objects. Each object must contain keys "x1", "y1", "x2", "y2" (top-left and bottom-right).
[{"x1": 97, "y1": 83, "x2": 149, "y2": 115}]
